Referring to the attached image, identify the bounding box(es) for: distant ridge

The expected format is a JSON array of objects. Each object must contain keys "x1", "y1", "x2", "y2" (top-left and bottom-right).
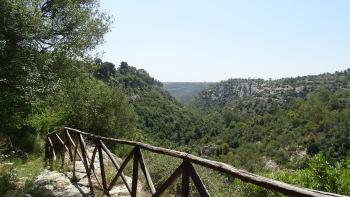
[
  {"x1": 192, "y1": 68, "x2": 350, "y2": 113},
  {"x1": 163, "y1": 82, "x2": 214, "y2": 104}
]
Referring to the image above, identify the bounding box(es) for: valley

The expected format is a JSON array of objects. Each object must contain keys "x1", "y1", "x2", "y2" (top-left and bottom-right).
[{"x1": 1, "y1": 0, "x2": 350, "y2": 196}]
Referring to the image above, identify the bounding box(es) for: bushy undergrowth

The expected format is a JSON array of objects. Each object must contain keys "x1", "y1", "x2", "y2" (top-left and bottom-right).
[
  {"x1": 230, "y1": 154, "x2": 350, "y2": 196},
  {"x1": 128, "y1": 152, "x2": 350, "y2": 196},
  {"x1": 0, "y1": 164, "x2": 17, "y2": 196}
]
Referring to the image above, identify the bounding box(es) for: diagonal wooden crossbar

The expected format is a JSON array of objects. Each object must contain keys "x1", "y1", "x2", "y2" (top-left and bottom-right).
[
  {"x1": 136, "y1": 147, "x2": 156, "y2": 194},
  {"x1": 99, "y1": 140, "x2": 132, "y2": 194},
  {"x1": 88, "y1": 145, "x2": 104, "y2": 190},
  {"x1": 78, "y1": 133, "x2": 95, "y2": 195},
  {"x1": 107, "y1": 148, "x2": 133, "y2": 192},
  {"x1": 45, "y1": 127, "x2": 348, "y2": 197},
  {"x1": 97, "y1": 139, "x2": 108, "y2": 194},
  {"x1": 188, "y1": 162, "x2": 210, "y2": 196},
  {"x1": 47, "y1": 136, "x2": 56, "y2": 161}
]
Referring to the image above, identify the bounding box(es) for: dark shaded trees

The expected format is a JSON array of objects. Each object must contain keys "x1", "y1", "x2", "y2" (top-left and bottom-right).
[{"x1": 95, "y1": 59, "x2": 117, "y2": 81}]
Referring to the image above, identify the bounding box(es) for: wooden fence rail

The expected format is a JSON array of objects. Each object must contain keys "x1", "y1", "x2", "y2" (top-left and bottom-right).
[{"x1": 45, "y1": 127, "x2": 347, "y2": 197}]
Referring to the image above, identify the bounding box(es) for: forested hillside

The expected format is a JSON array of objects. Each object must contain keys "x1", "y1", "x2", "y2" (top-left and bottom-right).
[
  {"x1": 189, "y1": 70, "x2": 350, "y2": 172},
  {"x1": 183, "y1": 71, "x2": 350, "y2": 195},
  {"x1": 163, "y1": 82, "x2": 213, "y2": 104},
  {"x1": 94, "y1": 61, "x2": 216, "y2": 148}
]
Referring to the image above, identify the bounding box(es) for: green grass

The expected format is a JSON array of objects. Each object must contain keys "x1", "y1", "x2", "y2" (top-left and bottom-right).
[
  {"x1": 13, "y1": 155, "x2": 45, "y2": 178},
  {"x1": 0, "y1": 153, "x2": 53, "y2": 197}
]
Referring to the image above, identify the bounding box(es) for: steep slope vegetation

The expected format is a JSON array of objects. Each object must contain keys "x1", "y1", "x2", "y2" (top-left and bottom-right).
[
  {"x1": 187, "y1": 69, "x2": 350, "y2": 172},
  {"x1": 95, "y1": 61, "x2": 215, "y2": 147}
]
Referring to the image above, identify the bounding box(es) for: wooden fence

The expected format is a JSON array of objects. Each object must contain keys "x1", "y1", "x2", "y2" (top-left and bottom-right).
[{"x1": 45, "y1": 127, "x2": 347, "y2": 197}]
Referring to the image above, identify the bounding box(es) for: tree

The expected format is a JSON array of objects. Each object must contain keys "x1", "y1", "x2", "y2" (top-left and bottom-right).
[
  {"x1": 95, "y1": 61, "x2": 117, "y2": 81},
  {"x1": 0, "y1": 0, "x2": 110, "y2": 57},
  {"x1": 32, "y1": 76, "x2": 138, "y2": 138},
  {"x1": 0, "y1": 0, "x2": 111, "y2": 146},
  {"x1": 119, "y1": 62, "x2": 129, "y2": 75}
]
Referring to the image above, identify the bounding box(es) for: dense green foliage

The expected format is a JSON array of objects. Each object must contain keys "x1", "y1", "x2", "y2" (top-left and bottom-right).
[
  {"x1": 200, "y1": 87, "x2": 350, "y2": 172},
  {"x1": 0, "y1": 0, "x2": 138, "y2": 150},
  {"x1": 0, "y1": 0, "x2": 111, "y2": 134},
  {"x1": 0, "y1": 1, "x2": 138, "y2": 195},
  {"x1": 227, "y1": 154, "x2": 350, "y2": 196},
  {"x1": 94, "y1": 61, "x2": 218, "y2": 147},
  {"x1": 187, "y1": 72, "x2": 350, "y2": 173},
  {"x1": 31, "y1": 75, "x2": 137, "y2": 138}
]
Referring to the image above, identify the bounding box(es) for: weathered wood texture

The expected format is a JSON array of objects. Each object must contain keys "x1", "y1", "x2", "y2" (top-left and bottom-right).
[
  {"x1": 45, "y1": 127, "x2": 348, "y2": 197},
  {"x1": 137, "y1": 147, "x2": 156, "y2": 195},
  {"x1": 78, "y1": 134, "x2": 95, "y2": 195}
]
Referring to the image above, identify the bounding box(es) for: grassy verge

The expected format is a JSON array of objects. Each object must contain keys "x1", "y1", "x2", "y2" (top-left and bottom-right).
[{"x1": 0, "y1": 153, "x2": 55, "y2": 197}]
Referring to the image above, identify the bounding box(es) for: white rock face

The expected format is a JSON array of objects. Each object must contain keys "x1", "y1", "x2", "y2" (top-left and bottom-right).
[
  {"x1": 264, "y1": 160, "x2": 278, "y2": 171},
  {"x1": 35, "y1": 169, "x2": 83, "y2": 197}
]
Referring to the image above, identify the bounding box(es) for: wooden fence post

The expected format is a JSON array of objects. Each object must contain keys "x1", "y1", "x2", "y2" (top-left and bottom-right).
[
  {"x1": 182, "y1": 161, "x2": 190, "y2": 197},
  {"x1": 47, "y1": 136, "x2": 56, "y2": 170},
  {"x1": 97, "y1": 139, "x2": 109, "y2": 195},
  {"x1": 131, "y1": 146, "x2": 139, "y2": 197}
]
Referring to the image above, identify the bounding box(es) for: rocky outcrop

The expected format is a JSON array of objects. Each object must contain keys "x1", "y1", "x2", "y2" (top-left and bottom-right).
[
  {"x1": 264, "y1": 160, "x2": 278, "y2": 171},
  {"x1": 193, "y1": 69, "x2": 350, "y2": 112},
  {"x1": 35, "y1": 169, "x2": 82, "y2": 197}
]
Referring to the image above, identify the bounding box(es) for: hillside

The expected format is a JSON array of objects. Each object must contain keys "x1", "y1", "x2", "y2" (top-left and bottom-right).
[
  {"x1": 162, "y1": 82, "x2": 214, "y2": 104},
  {"x1": 108, "y1": 66, "x2": 350, "y2": 195},
  {"x1": 188, "y1": 69, "x2": 350, "y2": 172},
  {"x1": 192, "y1": 69, "x2": 350, "y2": 114},
  {"x1": 95, "y1": 61, "x2": 213, "y2": 147},
  {"x1": 94, "y1": 64, "x2": 350, "y2": 170},
  {"x1": 1, "y1": 1, "x2": 350, "y2": 196}
]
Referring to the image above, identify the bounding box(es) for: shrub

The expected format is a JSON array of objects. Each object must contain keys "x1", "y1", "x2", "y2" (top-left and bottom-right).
[{"x1": 0, "y1": 164, "x2": 17, "y2": 196}]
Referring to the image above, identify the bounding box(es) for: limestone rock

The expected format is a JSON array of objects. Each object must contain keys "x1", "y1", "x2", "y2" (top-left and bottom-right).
[
  {"x1": 34, "y1": 169, "x2": 83, "y2": 197},
  {"x1": 264, "y1": 160, "x2": 278, "y2": 171}
]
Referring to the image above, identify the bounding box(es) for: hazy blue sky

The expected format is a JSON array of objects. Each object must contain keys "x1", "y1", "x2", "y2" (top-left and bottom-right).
[{"x1": 97, "y1": 0, "x2": 350, "y2": 82}]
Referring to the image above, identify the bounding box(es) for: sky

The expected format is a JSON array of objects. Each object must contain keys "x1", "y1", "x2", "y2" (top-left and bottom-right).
[{"x1": 96, "y1": 0, "x2": 350, "y2": 82}]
